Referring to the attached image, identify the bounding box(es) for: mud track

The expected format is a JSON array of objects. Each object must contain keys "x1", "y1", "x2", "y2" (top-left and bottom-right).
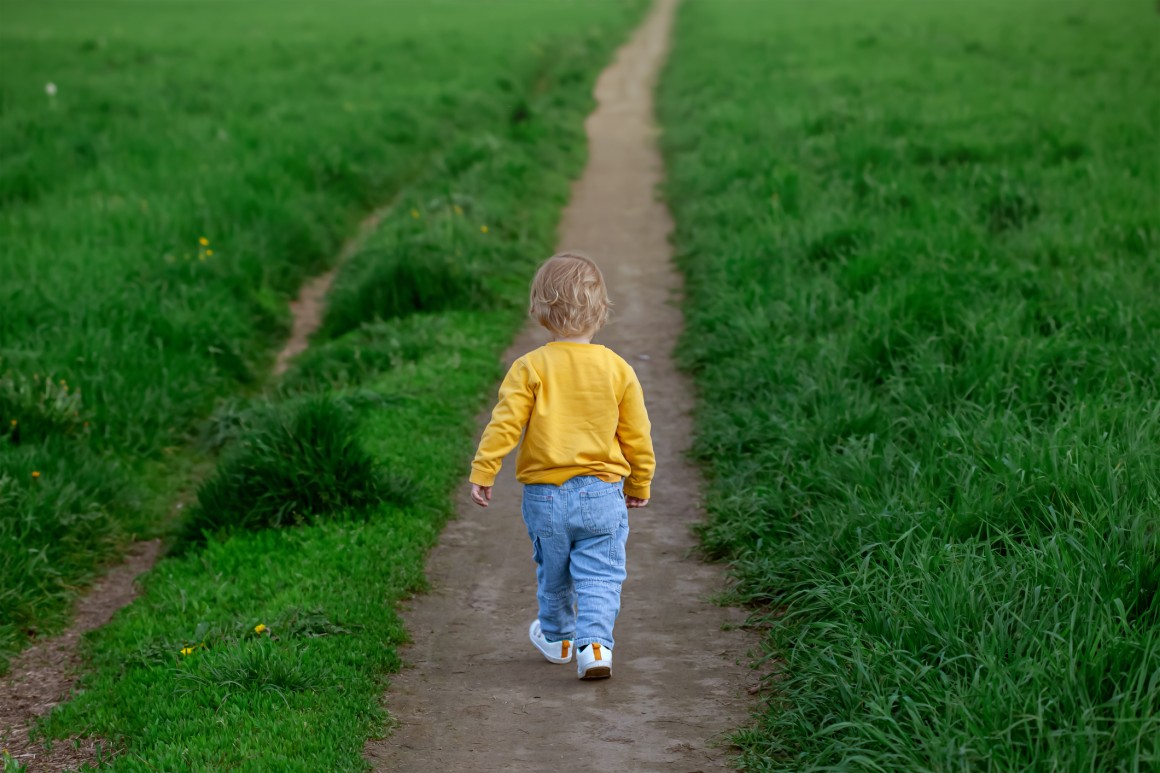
[{"x1": 365, "y1": 2, "x2": 754, "y2": 769}]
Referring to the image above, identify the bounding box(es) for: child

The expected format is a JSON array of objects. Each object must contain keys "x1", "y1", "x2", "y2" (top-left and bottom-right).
[{"x1": 469, "y1": 253, "x2": 655, "y2": 680}]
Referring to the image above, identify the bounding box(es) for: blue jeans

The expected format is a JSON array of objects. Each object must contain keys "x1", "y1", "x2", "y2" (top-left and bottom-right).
[{"x1": 521, "y1": 476, "x2": 629, "y2": 650}]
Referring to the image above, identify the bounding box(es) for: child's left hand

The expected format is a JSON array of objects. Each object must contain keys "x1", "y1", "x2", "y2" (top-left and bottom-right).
[
  {"x1": 470, "y1": 483, "x2": 492, "y2": 507},
  {"x1": 626, "y1": 496, "x2": 649, "y2": 508}
]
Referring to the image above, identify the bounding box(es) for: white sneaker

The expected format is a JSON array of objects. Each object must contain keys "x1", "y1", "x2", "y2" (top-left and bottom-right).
[
  {"x1": 529, "y1": 619, "x2": 573, "y2": 664},
  {"x1": 576, "y1": 642, "x2": 612, "y2": 679}
]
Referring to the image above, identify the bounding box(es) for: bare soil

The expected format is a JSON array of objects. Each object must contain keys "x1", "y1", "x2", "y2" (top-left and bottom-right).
[{"x1": 364, "y1": 2, "x2": 756, "y2": 769}]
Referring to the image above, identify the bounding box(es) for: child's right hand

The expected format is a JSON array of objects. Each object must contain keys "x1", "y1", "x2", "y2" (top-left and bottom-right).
[
  {"x1": 626, "y1": 496, "x2": 649, "y2": 508},
  {"x1": 470, "y1": 483, "x2": 492, "y2": 507}
]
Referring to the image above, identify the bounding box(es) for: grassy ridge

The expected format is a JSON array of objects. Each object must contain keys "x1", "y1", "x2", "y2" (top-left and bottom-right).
[
  {"x1": 0, "y1": 0, "x2": 636, "y2": 668},
  {"x1": 24, "y1": 1, "x2": 646, "y2": 767},
  {"x1": 659, "y1": 0, "x2": 1159, "y2": 769}
]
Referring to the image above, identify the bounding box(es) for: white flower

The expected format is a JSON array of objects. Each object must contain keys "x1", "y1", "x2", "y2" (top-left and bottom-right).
[{"x1": 45, "y1": 82, "x2": 57, "y2": 96}]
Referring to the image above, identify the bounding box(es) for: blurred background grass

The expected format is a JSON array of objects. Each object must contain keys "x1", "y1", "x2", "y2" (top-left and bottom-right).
[
  {"x1": 659, "y1": 0, "x2": 1159, "y2": 769},
  {"x1": 0, "y1": 0, "x2": 641, "y2": 670},
  {"x1": 4, "y1": 0, "x2": 647, "y2": 766}
]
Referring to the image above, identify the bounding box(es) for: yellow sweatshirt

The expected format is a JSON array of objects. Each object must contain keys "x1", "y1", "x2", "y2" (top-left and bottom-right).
[{"x1": 470, "y1": 342, "x2": 655, "y2": 499}]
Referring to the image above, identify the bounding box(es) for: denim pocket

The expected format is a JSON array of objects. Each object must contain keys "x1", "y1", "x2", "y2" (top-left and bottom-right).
[
  {"x1": 580, "y1": 484, "x2": 626, "y2": 534},
  {"x1": 521, "y1": 490, "x2": 555, "y2": 537},
  {"x1": 610, "y1": 517, "x2": 629, "y2": 568}
]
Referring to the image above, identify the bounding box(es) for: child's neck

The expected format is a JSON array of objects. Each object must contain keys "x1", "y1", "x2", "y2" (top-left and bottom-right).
[{"x1": 553, "y1": 332, "x2": 594, "y2": 344}]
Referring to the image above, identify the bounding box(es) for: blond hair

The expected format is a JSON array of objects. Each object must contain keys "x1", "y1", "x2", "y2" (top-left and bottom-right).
[{"x1": 529, "y1": 253, "x2": 611, "y2": 337}]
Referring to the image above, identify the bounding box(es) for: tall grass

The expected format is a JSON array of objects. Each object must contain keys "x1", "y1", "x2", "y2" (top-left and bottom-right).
[
  {"x1": 0, "y1": 0, "x2": 640, "y2": 668},
  {"x1": 659, "y1": 0, "x2": 1160, "y2": 769}
]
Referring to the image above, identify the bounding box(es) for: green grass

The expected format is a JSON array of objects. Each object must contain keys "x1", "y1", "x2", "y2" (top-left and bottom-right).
[
  {"x1": 16, "y1": 0, "x2": 646, "y2": 767},
  {"x1": 659, "y1": 0, "x2": 1159, "y2": 770},
  {"x1": 0, "y1": 0, "x2": 640, "y2": 670},
  {"x1": 176, "y1": 394, "x2": 412, "y2": 546}
]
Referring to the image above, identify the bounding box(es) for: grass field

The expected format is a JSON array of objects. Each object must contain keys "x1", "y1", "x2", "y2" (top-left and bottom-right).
[
  {"x1": 0, "y1": 0, "x2": 641, "y2": 670},
  {"x1": 660, "y1": 0, "x2": 1159, "y2": 770},
  {"x1": 2, "y1": 0, "x2": 645, "y2": 766}
]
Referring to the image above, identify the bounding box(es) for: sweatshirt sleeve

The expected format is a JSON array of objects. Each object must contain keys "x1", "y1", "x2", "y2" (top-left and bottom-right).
[
  {"x1": 470, "y1": 358, "x2": 536, "y2": 487},
  {"x1": 616, "y1": 369, "x2": 655, "y2": 499}
]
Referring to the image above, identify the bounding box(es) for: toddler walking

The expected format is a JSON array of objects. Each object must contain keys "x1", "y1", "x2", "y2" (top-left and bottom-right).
[{"x1": 469, "y1": 253, "x2": 655, "y2": 680}]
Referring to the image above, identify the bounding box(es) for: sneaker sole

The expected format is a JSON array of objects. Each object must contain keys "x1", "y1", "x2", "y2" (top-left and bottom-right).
[{"x1": 579, "y1": 666, "x2": 611, "y2": 680}]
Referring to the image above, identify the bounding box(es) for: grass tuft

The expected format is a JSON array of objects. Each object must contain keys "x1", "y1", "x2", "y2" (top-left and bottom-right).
[
  {"x1": 177, "y1": 638, "x2": 329, "y2": 700},
  {"x1": 179, "y1": 396, "x2": 409, "y2": 546},
  {"x1": 322, "y1": 236, "x2": 489, "y2": 340}
]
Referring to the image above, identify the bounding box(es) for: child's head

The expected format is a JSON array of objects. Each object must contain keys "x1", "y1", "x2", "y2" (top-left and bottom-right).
[{"x1": 529, "y1": 252, "x2": 611, "y2": 338}]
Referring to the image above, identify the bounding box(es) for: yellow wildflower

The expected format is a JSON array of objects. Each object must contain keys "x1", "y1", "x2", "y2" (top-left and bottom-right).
[
  {"x1": 480, "y1": 225, "x2": 489, "y2": 234},
  {"x1": 180, "y1": 646, "x2": 194, "y2": 656},
  {"x1": 9, "y1": 419, "x2": 15, "y2": 427},
  {"x1": 410, "y1": 209, "x2": 421, "y2": 219},
  {"x1": 254, "y1": 623, "x2": 267, "y2": 634},
  {"x1": 206, "y1": 249, "x2": 214, "y2": 256},
  {"x1": 198, "y1": 237, "x2": 209, "y2": 246},
  {"x1": 32, "y1": 471, "x2": 41, "y2": 479},
  {"x1": 453, "y1": 205, "x2": 464, "y2": 216}
]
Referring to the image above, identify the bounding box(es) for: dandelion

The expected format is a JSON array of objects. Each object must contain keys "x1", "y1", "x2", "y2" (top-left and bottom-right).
[
  {"x1": 198, "y1": 236, "x2": 209, "y2": 246},
  {"x1": 59, "y1": 379, "x2": 67, "y2": 386},
  {"x1": 410, "y1": 208, "x2": 421, "y2": 219},
  {"x1": 9, "y1": 419, "x2": 15, "y2": 427},
  {"x1": 45, "y1": 82, "x2": 57, "y2": 97},
  {"x1": 254, "y1": 623, "x2": 267, "y2": 634},
  {"x1": 32, "y1": 471, "x2": 41, "y2": 479},
  {"x1": 206, "y1": 249, "x2": 214, "y2": 256},
  {"x1": 480, "y1": 225, "x2": 489, "y2": 234},
  {"x1": 453, "y1": 205, "x2": 464, "y2": 216},
  {"x1": 180, "y1": 646, "x2": 194, "y2": 656}
]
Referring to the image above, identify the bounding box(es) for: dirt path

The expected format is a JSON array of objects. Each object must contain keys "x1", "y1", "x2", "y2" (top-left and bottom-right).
[
  {"x1": 272, "y1": 197, "x2": 400, "y2": 376},
  {"x1": 0, "y1": 540, "x2": 161, "y2": 770},
  {"x1": 364, "y1": 1, "x2": 754, "y2": 769}
]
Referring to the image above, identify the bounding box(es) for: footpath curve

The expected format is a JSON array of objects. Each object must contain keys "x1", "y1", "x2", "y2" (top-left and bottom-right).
[{"x1": 365, "y1": 1, "x2": 754, "y2": 769}]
